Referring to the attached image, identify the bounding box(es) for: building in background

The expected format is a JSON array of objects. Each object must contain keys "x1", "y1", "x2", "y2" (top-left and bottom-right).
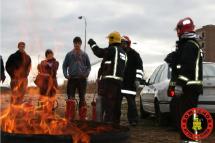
[{"x1": 196, "y1": 25, "x2": 215, "y2": 62}]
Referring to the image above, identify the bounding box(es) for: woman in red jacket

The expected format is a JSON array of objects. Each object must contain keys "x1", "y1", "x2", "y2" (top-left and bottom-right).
[{"x1": 35, "y1": 49, "x2": 59, "y2": 110}]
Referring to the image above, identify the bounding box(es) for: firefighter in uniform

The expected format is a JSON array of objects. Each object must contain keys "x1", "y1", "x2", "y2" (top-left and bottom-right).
[
  {"x1": 165, "y1": 17, "x2": 203, "y2": 142},
  {"x1": 88, "y1": 31, "x2": 127, "y2": 124},
  {"x1": 120, "y1": 36, "x2": 144, "y2": 126}
]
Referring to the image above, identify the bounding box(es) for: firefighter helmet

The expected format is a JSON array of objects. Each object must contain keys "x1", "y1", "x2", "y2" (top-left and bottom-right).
[
  {"x1": 121, "y1": 36, "x2": 131, "y2": 47},
  {"x1": 107, "y1": 31, "x2": 121, "y2": 44},
  {"x1": 176, "y1": 17, "x2": 195, "y2": 37}
]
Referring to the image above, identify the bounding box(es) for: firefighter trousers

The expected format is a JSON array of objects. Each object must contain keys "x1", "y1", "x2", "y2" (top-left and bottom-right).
[
  {"x1": 120, "y1": 93, "x2": 138, "y2": 124},
  {"x1": 99, "y1": 79, "x2": 122, "y2": 124},
  {"x1": 178, "y1": 86, "x2": 200, "y2": 141}
]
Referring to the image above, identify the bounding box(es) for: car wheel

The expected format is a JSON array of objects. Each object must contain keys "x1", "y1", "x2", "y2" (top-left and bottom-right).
[
  {"x1": 154, "y1": 99, "x2": 168, "y2": 126},
  {"x1": 140, "y1": 96, "x2": 150, "y2": 119}
]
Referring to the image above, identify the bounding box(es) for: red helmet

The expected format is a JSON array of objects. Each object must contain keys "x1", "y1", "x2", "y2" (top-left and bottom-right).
[
  {"x1": 121, "y1": 36, "x2": 131, "y2": 47},
  {"x1": 176, "y1": 17, "x2": 195, "y2": 36}
]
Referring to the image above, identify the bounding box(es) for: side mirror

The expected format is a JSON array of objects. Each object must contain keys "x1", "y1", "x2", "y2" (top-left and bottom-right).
[{"x1": 141, "y1": 79, "x2": 150, "y2": 86}]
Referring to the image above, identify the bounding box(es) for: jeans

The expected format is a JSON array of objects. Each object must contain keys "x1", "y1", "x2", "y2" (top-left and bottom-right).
[
  {"x1": 67, "y1": 78, "x2": 87, "y2": 108},
  {"x1": 10, "y1": 78, "x2": 28, "y2": 104}
]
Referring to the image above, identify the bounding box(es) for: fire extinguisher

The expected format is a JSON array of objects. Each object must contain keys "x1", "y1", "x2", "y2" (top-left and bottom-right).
[
  {"x1": 93, "y1": 79, "x2": 103, "y2": 122},
  {"x1": 65, "y1": 99, "x2": 77, "y2": 121},
  {"x1": 96, "y1": 96, "x2": 103, "y2": 122},
  {"x1": 91, "y1": 95, "x2": 96, "y2": 121}
]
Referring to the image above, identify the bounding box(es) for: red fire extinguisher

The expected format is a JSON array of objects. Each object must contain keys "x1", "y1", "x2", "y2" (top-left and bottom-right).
[
  {"x1": 65, "y1": 99, "x2": 77, "y2": 121},
  {"x1": 91, "y1": 97, "x2": 96, "y2": 121}
]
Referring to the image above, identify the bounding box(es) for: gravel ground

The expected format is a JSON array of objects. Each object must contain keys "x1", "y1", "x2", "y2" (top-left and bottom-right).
[{"x1": 0, "y1": 93, "x2": 214, "y2": 143}]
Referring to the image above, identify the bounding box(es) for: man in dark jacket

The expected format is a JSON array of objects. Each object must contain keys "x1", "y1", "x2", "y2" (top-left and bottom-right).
[
  {"x1": 63, "y1": 37, "x2": 91, "y2": 119},
  {"x1": 6, "y1": 41, "x2": 31, "y2": 104},
  {"x1": 165, "y1": 17, "x2": 203, "y2": 142},
  {"x1": 0, "y1": 55, "x2": 6, "y2": 83},
  {"x1": 120, "y1": 36, "x2": 144, "y2": 126},
  {"x1": 88, "y1": 31, "x2": 127, "y2": 124}
]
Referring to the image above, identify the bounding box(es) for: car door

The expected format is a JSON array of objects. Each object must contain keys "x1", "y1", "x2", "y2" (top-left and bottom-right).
[
  {"x1": 147, "y1": 65, "x2": 166, "y2": 113},
  {"x1": 141, "y1": 65, "x2": 163, "y2": 113}
]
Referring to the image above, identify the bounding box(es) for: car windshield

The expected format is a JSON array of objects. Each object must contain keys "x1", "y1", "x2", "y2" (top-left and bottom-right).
[{"x1": 203, "y1": 63, "x2": 215, "y2": 77}]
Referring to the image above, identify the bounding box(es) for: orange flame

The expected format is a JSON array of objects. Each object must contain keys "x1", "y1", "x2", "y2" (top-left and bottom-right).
[{"x1": 0, "y1": 97, "x2": 90, "y2": 143}]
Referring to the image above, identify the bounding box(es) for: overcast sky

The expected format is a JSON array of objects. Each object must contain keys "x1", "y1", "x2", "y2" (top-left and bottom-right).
[{"x1": 1, "y1": 0, "x2": 215, "y2": 86}]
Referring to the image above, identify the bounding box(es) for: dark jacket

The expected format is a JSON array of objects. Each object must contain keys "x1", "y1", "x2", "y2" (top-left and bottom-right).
[
  {"x1": 37, "y1": 58, "x2": 59, "y2": 87},
  {"x1": 122, "y1": 48, "x2": 143, "y2": 90},
  {"x1": 90, "y1": 43, "x2": 127, "y2": 81},
  {"x1": 165, "y1": 37, "x2": 203, "y2": 94},
  {"x1": 0, "y1": 56, "x2": 6, "y2": 81},
  {"x1": 63, "y1": 49, "x2": 91, "y2": 79},
  {"x1": 6, "y1": 50, "x2": 31, "y2": 79}
]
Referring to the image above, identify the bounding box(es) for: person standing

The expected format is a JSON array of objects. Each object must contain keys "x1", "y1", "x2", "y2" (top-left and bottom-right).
[
  {"x1": 35, "y1": 49, "x2": 59, "y2": 110},
  {"x1": 120, "y1": 36, "x2": 144, "y2": 126},
  {"x1": 88, "y1": 31, "x2": 127, "y2": 124},
  {"x1": 63, "y1": 37, "x2": 91, "y2": 120},
  {"x1": 0, "y1": 55, "x2": 6, "y2": 83},
  {"x1": 6, "y1": 41, "x2": 31, "y2": 104},
  {"x1": 165, "y1": 17, "x2": 203, "y2": 142}
]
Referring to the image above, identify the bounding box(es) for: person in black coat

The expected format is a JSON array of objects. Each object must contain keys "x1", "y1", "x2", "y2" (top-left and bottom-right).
[
  {"x1": 0, "y1": 55, "x2": 6, "y2": 83},
  {"x1": 6, "y1": 41, "x2": 31, "y2": 104},
  {"x1": 120, "y1": 36, "x2": 144, "y2": 126},
  {"x1": 165, "y1": 17, "x2": 203, "y2": 142},
  {"x1": 88, "y1": 31, "x2": 127, "y2": 124}
]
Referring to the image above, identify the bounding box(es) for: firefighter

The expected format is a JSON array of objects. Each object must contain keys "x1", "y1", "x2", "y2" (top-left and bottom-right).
[
  {"x1": 35, "y1": 49, "x2": 59, "y2": 110},
  {"x1": 88, "y1": 31, "x2": 127, "y2": 124},
  {"x1": 0, "y1": 55, "x2": 6, "y2": 83},
  {"x1": 6, "y1": 41, "x2": 31, "y2": 104},
  {"x1": 120, "y1": 36, "x2": 144, "y2": 126},
  {"x1": 165, "y1": 17, "x2": 203, "y2": 142},
  {"x1": 63, "y1": 37, "x2": 91, "y2": 120}
]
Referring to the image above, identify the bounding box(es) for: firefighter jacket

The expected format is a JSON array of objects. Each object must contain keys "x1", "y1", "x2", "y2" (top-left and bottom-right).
[
  {"x1": 165, "y1": 37, "x2": 203, "y2": 94},
  {"x1": 6, "y1": 50, "x2": 31, "y2": 79},
  {"x1": 90, "y1": 43, "x2": 127, "y2": 81},
  {"x1": 121, "y1": 48, "x2": 144, "y2": 95}
]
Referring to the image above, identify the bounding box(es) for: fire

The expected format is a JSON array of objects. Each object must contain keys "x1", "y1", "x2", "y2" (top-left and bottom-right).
[
  {"x1": 0, "y1": 96, "x2": 90, "y2": 143},
  {"x1": 1, "y1": 60, "x2": 117, "y2": 143}
]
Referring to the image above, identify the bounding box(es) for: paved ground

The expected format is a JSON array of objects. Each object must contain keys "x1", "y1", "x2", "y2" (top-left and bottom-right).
[{"x1": 1, "y1": 93, "x2": 214, "y2": 143}]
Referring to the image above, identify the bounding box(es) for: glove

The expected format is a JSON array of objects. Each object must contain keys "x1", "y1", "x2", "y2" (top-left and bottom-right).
[
  {"x1": 175, "y1": 85, "x2": 183, "y2": 96},
  {"x1": 141, "y1": 79, "x2": 148, "y2": 86},
  {"x1": 1, "y1": 75, "x2": 6, "y2": 83},
  {"x1": 164, "y1": 52, "x2": 177, "y2": 64},
  {"x1": 88, "y1": 39, "x2": 96, "y2": 47}
]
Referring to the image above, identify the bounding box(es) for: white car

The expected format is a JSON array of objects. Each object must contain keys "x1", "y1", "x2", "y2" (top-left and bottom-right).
[{"x1": 140, "y1": 62, "x2": 215, "y2": 124}]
